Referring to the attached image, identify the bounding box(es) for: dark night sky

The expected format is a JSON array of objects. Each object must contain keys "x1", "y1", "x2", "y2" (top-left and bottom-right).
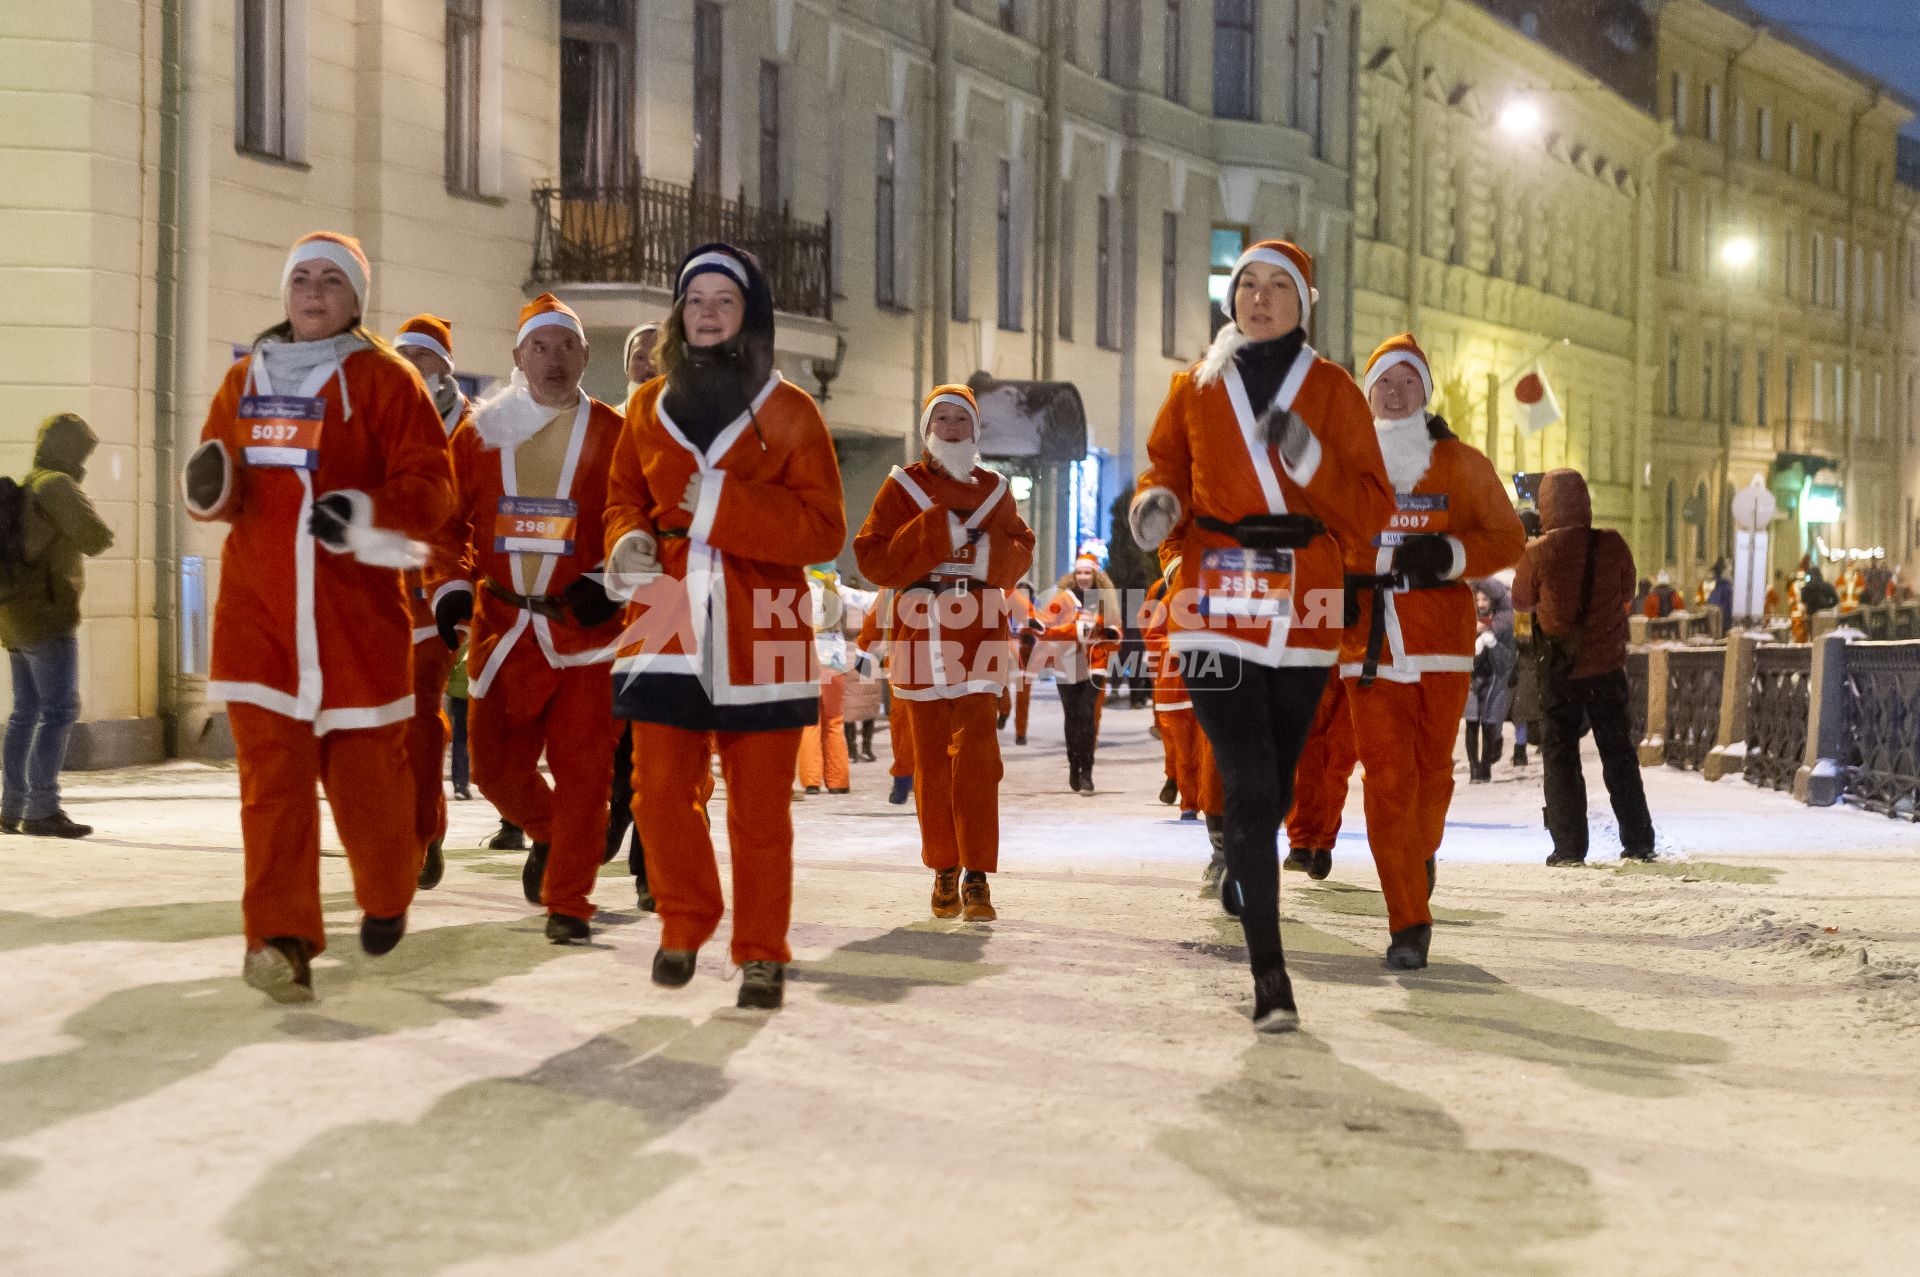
[{"x1": 1741, "y1": 1, "x2": 1920, "y2": 136}]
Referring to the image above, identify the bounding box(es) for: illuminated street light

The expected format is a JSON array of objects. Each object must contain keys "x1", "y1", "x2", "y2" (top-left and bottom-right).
[
  {"x1": 1720, "y1": 234, "x2": 1758, "y2": 270},
  {"x1": 1498, "y1": 97, "x2": 1543, "y2": 139}
]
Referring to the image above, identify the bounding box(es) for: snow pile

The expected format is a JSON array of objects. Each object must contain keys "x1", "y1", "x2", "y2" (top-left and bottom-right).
[{"x1": 1709, "y1": 905, "x2": 1920, "y2": 1031}]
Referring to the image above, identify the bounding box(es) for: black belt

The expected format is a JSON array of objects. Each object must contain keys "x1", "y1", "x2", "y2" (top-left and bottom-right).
[
  {"x1": 1197, "y1": 513, "x2": 1327, "y2": 550},
  {"x1": 907, "y1": 576, "x2": 979, "y2": 594},
  {"x1": 1344, "y1": 570, "x2": 1452, "y2": 687},
  {"x1": 484, "y1": 577, "x2": 567, "y2": 621}
]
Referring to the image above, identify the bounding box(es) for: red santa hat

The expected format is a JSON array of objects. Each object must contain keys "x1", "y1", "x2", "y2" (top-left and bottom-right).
[
  {"x1": 1225, "y1": 240, "x2": 1318, "y2": 328},
  {"x1": 395, "y1": 314, "x2": 455, "y2": 370},
  {"x1": 1074, "y1": 553, "x2": 1099, "y2": 570},
  {"x1": 516, "y1": 293, "x2": 585, "y2": 347},
  {"x1": 282, "y1": 231, "x2": 370, "y2": 313},
  {"x1": 918, "y1": 384, "x2": 980, "y2": 439},
  {"x1": 1362, "y1": 332, "x2": 1434, "y2": 401}
]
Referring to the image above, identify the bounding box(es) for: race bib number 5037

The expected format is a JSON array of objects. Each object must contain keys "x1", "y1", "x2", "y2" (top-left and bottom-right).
[{"x1": 238, "y1": 395, "x2": 325, "y2": 470}]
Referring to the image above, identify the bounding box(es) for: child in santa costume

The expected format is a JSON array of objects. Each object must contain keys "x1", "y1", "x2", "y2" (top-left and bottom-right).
[
  {"x1": 182, "y1": 231, "x2": 454, "y2": 1002},
  {"x1": 605, "y1": 242, "x2": 846, "y2": 1011},
  {"x1": 391, "y1": 313, "x2": 469, "y2": 892},
  {"x1": 1031, "y1": 556, "x2": 1122, "y2": 794},
  {"x1": 1129, "y1": 239, "x2": 1395, "y2": 1031},
  {"x1": 854, "y1": 385, "x2": 1036, "y2": 920},
  {"x1": 432, "y1": 294, "x2": 627, "y2": 944},
  {"x1": 1338, "y1": 333, "x2": 1525, "y2": 968}
]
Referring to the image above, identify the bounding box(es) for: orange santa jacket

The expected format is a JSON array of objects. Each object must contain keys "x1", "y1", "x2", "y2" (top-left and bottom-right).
[
  {"x1": 438, "y1": 394, "x2": 626, "y2": 698},
  {"x1": 605, "y1": 374, "x2": 847, "y2": 732},
  {"x1": 1136, "y1": 336, "x2": 1395, "y2": 668},
  {"x1": 1138, "y1": 571, "x2": 1193, "y2": 712},
  {"x1": 1338, "y1": 420, "x2": 1526, "y2": 682},
  {"x1": 852, "y1": 462, "x2": 1035, "y2": 700},
  {"x1": 408, "y1": 394, "x2": 471, "y2": 645},
  {"x1": 187, "y1": 342, "x2": 455, "y2": 731},
  {"x1": 1032, "y1": 573, "x2": 1123, "y2": 684}
]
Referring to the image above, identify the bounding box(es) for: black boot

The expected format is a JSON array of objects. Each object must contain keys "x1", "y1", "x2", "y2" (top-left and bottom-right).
[
  {"x1": 1512, "y1": 743, "x2": 1527, "y2": 767},
  {"x1": 244, "y1": 936, "x2": 315, "y2": 1003},
  {"x1": 487, "y1": 820, "x2": 527, "y2": 851},
  {"x1": 1158, "y1": 776, "x2": 1179, "y2": 806},
  {"x1": 652, "y1": 947, "x2": 696, "y2": 987},
  {"x1": 1308, "y1": 849, "x2": 1333, "y2": 881},
  {"x1": 545, "y1": 913, "x2": 591, "y2": 945},
  {"x1": 1251, "y1": 960, "x2": 1299, "y2": 1033},
  {"x1": 417, "y1": 839, "x2": 445, "y2": 890},
  {"x1": 737, "y1": 961, "x2": 785, "y2": 1009},
  {"x1": 1282, "y1": 847, "x2": 1312, "y2": 873},
  {"x1": 521, "y1": 842, "x2": 549, "y2": 905},
  {"x1": 360, "y1": 912, "x2": 407, "y2": 956},
  {"x1": 22, "y1": 810, "x2": 91, "y2": 839},
  {"x1": 1385, "y1": 923, "x2": 1432, "y2": 970}
]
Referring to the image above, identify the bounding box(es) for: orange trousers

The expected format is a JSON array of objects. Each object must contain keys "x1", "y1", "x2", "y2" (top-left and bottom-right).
[
  {"x1": 1159, "y1": 707, "x2": 1223, "y2": 816},
  {"x1": 468, "y1": 651, "x2": 620, "y2": 921},
  {"x1": 406, "y1": 640, "x2": 457, "y2": 855},
  {"x1": 1346, "y1": 672, "x2": 1470, "y2": 934},
  {"x1": 887, "y1": 688, "x2": 915, "y2": 779},
  {"x1": 1287, "y1": 673, "x2": 1357, "y2": 852},
  {"x1": 903, "y1": 693, "x2": 1002, "y2": 872},
  {"x1": 632, "y1": 722, "x2": 803, "y2": 963},
  {"x1": 797, "y1": 672, "x2": 850, "y2": 790},
  {"x1": 229, "y1": 703, "x2": 415, "y2": 954}
]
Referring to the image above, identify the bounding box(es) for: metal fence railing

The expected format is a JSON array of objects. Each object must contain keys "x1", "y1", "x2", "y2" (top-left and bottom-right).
[
  {"x1": 1839, "y1": 641, "x2": 1920, "y2": 820},
  {"x1": 1743, "y1": 642, "x2": 1811, "y2": 793},
  {"x1": 1664, "y1": 645, "x2": 1726, "y2": 772}
]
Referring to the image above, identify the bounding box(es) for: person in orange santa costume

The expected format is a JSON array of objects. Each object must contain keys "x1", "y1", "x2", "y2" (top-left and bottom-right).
[
  {"x1": 604, "y1": 242, "x2": 846, "y2": 1012},
  {"x1": 1129, "y1": 239, "x2": 1395, "y2": 1031},
  {"x1": 431, "y1": 293, "x2": 627, "y2": 945},
  {"x1": 1139, "y1": 560, "x2": 1224, "y2": 829},
  {"x1": 390, "y1": 313, "x2": 470, "y2": 892},
  {"x1": 1337, "y1": 332, "x2": 1525, "y2": 968},
  {"x1": 1278, "y1": 675, "x2": 1356, "y2": 883},
  {"x1": 853, "y1": 592, "x2": 918, "y2": 804},
  {"x1": 1030, "y1": 556, "x2": 1123, "y2": 794},
  {"x1": 854, "y1": 385, "x2": 1036, "y2": 921},
  {"x1": 181, "y1": 231, "x2": 455, "y2": 1003}
]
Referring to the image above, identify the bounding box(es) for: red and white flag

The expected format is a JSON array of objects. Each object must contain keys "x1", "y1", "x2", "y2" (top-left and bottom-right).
[{"x1": 1514, "y1": 366, "x2": 1561, "y2": 434}]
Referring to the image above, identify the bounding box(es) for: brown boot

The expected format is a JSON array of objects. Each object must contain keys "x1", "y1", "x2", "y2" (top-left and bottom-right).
[
  {"x1": 931, "y1": 867, "x2": 961, "y2": 918},
  {"x1": 961, "y1": 875, "x2": 997, "y2": 922}
]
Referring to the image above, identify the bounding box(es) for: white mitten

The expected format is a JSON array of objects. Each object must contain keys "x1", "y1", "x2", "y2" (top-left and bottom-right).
[
  {"x1": 1129, "y1": 488, "x2": 1180, "y2": 549},
  {"x1": 604, "y1": 530, "x2": 661, "y2": 599}
]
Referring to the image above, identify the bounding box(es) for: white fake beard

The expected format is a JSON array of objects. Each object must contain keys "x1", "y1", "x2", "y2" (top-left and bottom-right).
[
  {"x1": 473, "y1": 370, "x2": 567, "y2": 451},
  {"x1": 1373, "y1": 411, "x2": 1434, "y2": 492},
  {"x1": 926, "y1": 436, "x2": 979, "y2": 480}
]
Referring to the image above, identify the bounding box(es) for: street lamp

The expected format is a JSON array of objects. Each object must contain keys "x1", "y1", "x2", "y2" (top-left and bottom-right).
[
  {"x1": 1498, "y1": 96, "x2": 1543, "y2": 139},
  {"x1": 1719, "y1": 234, "x2": 1758, "y2": 271}
]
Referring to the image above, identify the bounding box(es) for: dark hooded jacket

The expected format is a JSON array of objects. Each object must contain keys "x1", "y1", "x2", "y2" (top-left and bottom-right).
[
  {"x1": 1510, "y1": 469, "x2": 1635, "y2": 681},
  {"x1": 2, "y1": 414, "x2": 115, "y2": 650}
]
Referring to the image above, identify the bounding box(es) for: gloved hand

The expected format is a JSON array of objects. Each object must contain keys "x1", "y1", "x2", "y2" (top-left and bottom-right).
[
  {"x1": 1129, "y1": 488, "x2": 1179, "y2": 549},
  {"x1": 1098, "y1": 625, "x2": 1123, "y2": 643},
  {"x1": 308, "y1": 493, "x2": 354, "y2": 550},
  {"x1": 1392, "y1": 533, "x2": 1455, "y2": 584},
  {"x1": 435, "y1": 589, "x2": 473, "y2": 651},
  {"x1": 1024, "y1": 616, "x2": 1046, "y2": 635},
  {"x1": 1259, "y1": 406, "x2": 1314, "y2": 469},
  {"x1": 605, "y1": 531, "x2": 660, "y2": 598},
  {"x1": 183, "y1": 440, "x2": 231, "y2": 513},
  {"x1": 564, "y1": 573, "x2": 621, "y2": 628}
]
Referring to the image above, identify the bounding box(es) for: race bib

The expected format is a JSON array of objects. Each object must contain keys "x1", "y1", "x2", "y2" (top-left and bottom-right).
[
  {"x1": 1199, "y1": 547, "x2": 1292, "y2": 619},
  {"x1": 239, "y1": 395, "x2": 324, "y2": 470},
  {"x1": 1375, "y1": 493, "x2": 1450, "y2": 547},
  {"x1": 494, "y1": 496, "x2": 578, "y2": 556},
  {"x1": 930, "y1": 536, "x2": 984, "y2": 584}
]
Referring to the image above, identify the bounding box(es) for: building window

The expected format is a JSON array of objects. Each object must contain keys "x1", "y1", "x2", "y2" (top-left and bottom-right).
[
  {"x1": 1729, "y1": 346, "x2": 1743, "y2": 425},
  {"x1": 1811, "y1": 131, "x2": 1824, "y2": 182},
  {"x1": 1208, "y1": 223, "x2": 1248, "y2": 334},
  {"x1": 1095, "y1": 195, "x2": 1119, "y2": 350},
  {"x1": 998, "y1": 0, "x2": 1017, "y2": 34},
  {"x1": 1755, "y1": 349, "x2": 1769, "y2": 428},
  {"x1": 1811, "y1": 230, "x2": 1824, "y2": 304},
  {"x1": 1059, "y1": 179, "x2": 1075, "y2": 340},
  {"x1": 997, "y1": 158, "x2": 1021, "y2": 331},
  {"x1": 1704, "y1": 82, "x2": 1720, "y2": 142},
  {"x1": 1788, "y1": 121, "x2": 1801, "y2": 173},
  {"x1": 1666, "y1": 333, "x2": 1682, "y2": 416},
  {"x1": 1757, "y1": 105, "x2": 1772, "y2": 160},
  {"x1": 1670, "y1": 71, "x2": 1686, "y2": 131},
  {"x1": 1813, "y1": 361, "x2": 1825, "y2": 423},
  {"x1": 691, "y1": 1, "x2": 723, "y2": 194},
  {"x1": 1873, "y1": 249, "x2": 1886, "y2": 322},
  {"x1": 1213, "y1": 0, "x2": 1257, "y2": 121},
  {"x1": 1306, "y1": 29, "x2": 1327, "y2": 158},
  {"x1": 1783, "y1": 227, "x2": 1796, "y2": 298},
  {"x1": 758, "y1": 61, "x2": 782, "y2": 211},
  {"x1": 1785, "y1": 357, "x2": 1797, "y2": 438},
  {"x1": 1100, "y1": 0, "x2": 1126, "y2": 81},
  {"x1": 560, "y1": 0, "x2": 635, "y2": 190},
  {"x1": 1874, "y1": 370, "x2": 1884, "y2": 439},
  {"x1": 1161, "y1": 210, "x2": 1179, "y2": 358},
  {"x1": 1702, "y1": 340, "x2": 1715, "y2": 421},
  {"x1": 951, "y1": 142, "x2": 970, "y2": 322},
  {"x1": 1849, "y1": 368, "x2": 1859, "y2": 430},
  {"x1": 236, "y1": 0, "x2": 303, "y2": 161},
  {"x1": 1664, "y1": 480, "x2": 1678, "y2": 567},
  {"x1": 1668, "y1": 187, "x2": 1684, "y2": 272},
  {"x1": 1835, "y1": 236, "x2": 1847, "y2": 313},
  {"x1": 444, "y1": 0, "x2": 484, "y2": 193},
  {"x1": 875, "y1": 118, "x2": 899, "y2": 309},
  {"x1": 1163, "y1": 0, "x2": 1184, "y2": 102}
]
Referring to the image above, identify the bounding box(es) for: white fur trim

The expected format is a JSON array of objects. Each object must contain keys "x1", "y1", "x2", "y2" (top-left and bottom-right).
[
  {"x1": 181, "y1": 439, "x2": 234, "y2": 520},
  {"x1": 472, "y1": 372, "x2": 572, "y2": 451},
  {"x1": 431, "y1": 578, "x2": 473, "y2": 611},
  {"x1": 282, "y1": 240, "x2": 368, "y2": 311},
  {"x1": 918, "y1": 392, "x2": 979, "y2": 437},
  {"x1": 325, "y1": 488, "x2": 429, "y2": 569},
  {"x1": 1363, "y1": 349, "x2": 1433, "y2": 400},
  {"x1": 1444, "y1": 535, "x2": 1468, "y2": 581},
  {"x1": 1281, "y1": 429, "x2": 1322, "y2": 488},
  {"x1": 395, "y1": 331, "x2": 454, "y2": 369},
  {"x1": 689, "y1": 470, "x2": 726, "y2": 544},
  {"x1": 678, "y1": 251, "x2": 751, "y2": 292},
  {"x1": 1195, "y1": 322, "x2": 1249, "y2": 388},
  {"x1": 516, "y1": 310, "x2": 585, "y2": 346}
]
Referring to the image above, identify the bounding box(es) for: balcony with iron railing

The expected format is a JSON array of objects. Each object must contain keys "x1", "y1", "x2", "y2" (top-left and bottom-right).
[{"x1": 530, "y1": 176, "x2": 834, "y2": 323}]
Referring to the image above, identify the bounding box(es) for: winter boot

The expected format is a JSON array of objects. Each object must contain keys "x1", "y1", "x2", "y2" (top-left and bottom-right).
[
  {"x1": 1544, "y1": 851, "x2": 1587, "y2": 867},
  {"x1": 244, "y1": 937, "x2": 315, "y2": 1004},
  {"x1": 545, "y1": 913, "x2": 591, "y2": 945},
  {"x1": 652, "y1": 947, "x2": 696, "y2": 987},
  {"x1": 1619, "y1": 847, "x2": 1657, "y2": 862},
  {"x1": 1180, "y1": 810, "x2": 1199, "y2": 821},
  {"x1": 804, "y1": 785, "x2": 821, "y2": 795},
  {"x1": 360, "y1": 912, "x2": 407, "y2": 956},
  {"x1": 0, "y1": 815, "x2": 18, "y2": 834},
  {"x1": 1282, "y1": 847, "x2": 1313, "y2": 873},
  {"x1": 22, "y1": 810, "x2": 91, "y2": 839},
  {"x1": 931, "y1": 867, "x2": 962, "y2": 919},
  {"x1": 1251, "y1": 961, "x2": 1299, "y2": 1033},
  {"x1": 487, "y1": 820, "x2": 527, "y2": 852},
  {"x1": 1385, "y1": 923, "x2": 1432, "y2": 970},
  {"x1": 737, "y1": 961, "x2": 785, "y2": 1010},
  {"x1": 417, "y1": 839, "x2": 445, "y2": 890},
  {"x1": 961, "y1": 873, "x2": 997, "y2": 922},
  {"x1": 1308, "y1": 850, "x2": 1333, "y2": 881},
  {"x1": 1158, "y1": 777, "x2": 1179, "y2": 806},
  {"x1": 1511, "y1": 743, "x2": 1527, "y2": 767},
  {"x1": 521, "y1": 842, "x2": 549, "y2": 905},
  {"x1": 888, "y1": 775, "x2": 914, "y2": 805}
]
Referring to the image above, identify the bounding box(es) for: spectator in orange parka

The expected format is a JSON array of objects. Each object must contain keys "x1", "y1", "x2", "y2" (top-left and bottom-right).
[{"x1": 855, "y1": 384, "x2": 1035, "y2": 921}]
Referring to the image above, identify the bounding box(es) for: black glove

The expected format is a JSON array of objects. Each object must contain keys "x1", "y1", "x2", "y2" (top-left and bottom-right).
[
  {"x1": 563, "y1": 573, "x2": 621, "y2": 629},
  {"x1": 1392, "y1": 534, "x2": 1454, "y2": 585},
  {"x1": 184, "y1": 440, "x2": 230, "y2": 512},
  {"x1": 435, "y1": 590, "x2": 473, "y2": 651},
  {"x1": 308, "y1": 493, "x2": 353, "y2": 550}
]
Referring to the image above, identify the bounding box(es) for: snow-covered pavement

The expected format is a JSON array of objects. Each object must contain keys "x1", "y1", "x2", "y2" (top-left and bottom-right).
[{"x1": 2, "y1": 688, "x2": 1916, "y2": 1276}]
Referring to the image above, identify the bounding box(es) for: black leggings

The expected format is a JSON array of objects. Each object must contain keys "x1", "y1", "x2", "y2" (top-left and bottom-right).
[
  {"x1": 1187, "y1": 656, "x2": 1330, "y2": 973},
  {"x1": 1058, "y1": 679, "x2": 1100, "y2": 778},
  {"x1": 1463, "y1": 720, "x2": 1503, "y2": 773}
]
